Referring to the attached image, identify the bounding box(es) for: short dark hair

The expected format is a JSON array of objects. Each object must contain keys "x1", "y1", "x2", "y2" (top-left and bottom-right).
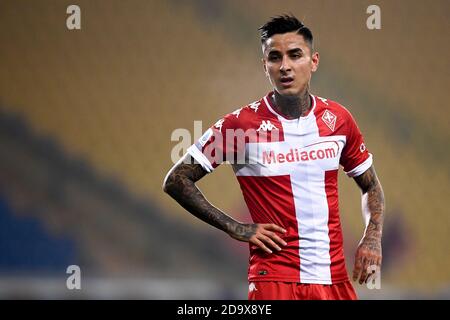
[{"x1": 259, "y1": 14, "x2": 313, "y2": 49}]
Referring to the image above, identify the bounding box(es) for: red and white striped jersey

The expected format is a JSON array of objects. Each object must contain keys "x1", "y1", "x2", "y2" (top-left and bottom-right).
[{"x1": 187, "y1": 92, "x2": 372, "y2": 284}]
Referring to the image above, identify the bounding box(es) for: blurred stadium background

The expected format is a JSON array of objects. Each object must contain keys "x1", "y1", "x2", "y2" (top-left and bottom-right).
[{"x1": 0, "y1": 0, "x2": 448, "y2": 299}]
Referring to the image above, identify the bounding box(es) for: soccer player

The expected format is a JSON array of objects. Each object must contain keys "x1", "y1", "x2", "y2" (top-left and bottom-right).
[{"x1": 163, "y1": 14, "x2": 385, "y2": 300}]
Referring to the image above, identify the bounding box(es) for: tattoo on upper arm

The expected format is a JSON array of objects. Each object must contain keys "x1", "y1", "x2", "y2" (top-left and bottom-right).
[
  {"x1": 170, "y1": 161, "x2": 208, "y2": 184},
  {"x1": 163, "y1": 155, "x2": 208, "y2": 197},
  {"x1": 354, "y1": 166, "x2": 378, "y2": 194}
]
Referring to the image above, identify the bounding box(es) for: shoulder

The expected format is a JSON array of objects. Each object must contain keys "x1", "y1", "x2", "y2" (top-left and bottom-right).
[
  {"x1": 313, "y1": 95, "x2": 362, "y2": 136},
  {"x1": 313, "y1": 95, "x2": 354, "y2": 120},
  {"x1": 214, "y1": 96, "x2": 266, "y2": 132}
]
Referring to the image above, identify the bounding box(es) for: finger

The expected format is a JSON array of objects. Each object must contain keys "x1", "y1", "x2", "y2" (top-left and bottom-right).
[
  {"x1": 261, "y1": 229, "x2": 287, "y2": 246},
  {"x1": 258, "y1": 234, "x2": 282, "y2": 251},
  {"x1": 261, "y1": 230, "x2": 288, "y2": 246},
  {"x1": 359, "y1": 258, "x2": 369, "y2": 284},
  {"x1": 353, "y1": 256, "x2": 362, "y2": 281},
  {"x1": 252, "y1": 238, "x2": 272, "y2": 254},
  {"x1": 263, "y1": 224, "x2": 287, "y2": 234}
]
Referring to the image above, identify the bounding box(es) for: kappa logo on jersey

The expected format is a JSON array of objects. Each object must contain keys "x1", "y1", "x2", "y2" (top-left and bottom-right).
[
  {"x1": 232, "y1": 108, "x2": 242, "y2": 118},
  {"x1": 322, "y1": 109, "x2": 337, "y2": 132},
  {"x1": 249, "y1": 101, "x2": 260, "y2": 112},
  {"x1": 214, "y1": 118, "x2": 225, "y2": 132},
  {"x1": 257, "y1": 120, "x2": 278, "y2": 132},
  {"x1": 318, "y1": 96, "x2": 329, "y2": 105}
]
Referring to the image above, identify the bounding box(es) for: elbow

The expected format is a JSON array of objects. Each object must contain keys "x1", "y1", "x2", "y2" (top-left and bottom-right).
[
  {"x1": 162, "y1": 182, "x2": 169, "y2": 194},
  {"x1": 162, "y1": 171, "x2": 173, "y2": 195},
  {"x1": 162, "y1": 170, "x2": 184, "y2": 198}
]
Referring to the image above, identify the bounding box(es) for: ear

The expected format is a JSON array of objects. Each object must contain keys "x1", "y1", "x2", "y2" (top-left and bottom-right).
[
  {"x1": 311, "y1": 52, "x2": 320, "y2": 73},
  {"x1": 262, "y1": 58, "x2": 269, "y2": 77}
]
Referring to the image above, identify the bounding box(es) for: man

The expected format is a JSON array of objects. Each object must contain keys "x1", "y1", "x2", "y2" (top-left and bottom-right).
[{"x1": 163, "y1": 15, "x2": 385, "y2": 300}]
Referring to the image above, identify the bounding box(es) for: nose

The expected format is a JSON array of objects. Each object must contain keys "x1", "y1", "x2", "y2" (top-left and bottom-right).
[{"x1": 280, "y1": 56, "x2": 291, "y2": 73}]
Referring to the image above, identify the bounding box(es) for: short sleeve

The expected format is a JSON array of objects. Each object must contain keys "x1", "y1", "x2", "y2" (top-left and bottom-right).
[
  {"x1": 187, "y1": 113, "x2": 238, "y2": 173},
  {"x1": 340, "y1": 110, "x2": 373, "y2": 177}
]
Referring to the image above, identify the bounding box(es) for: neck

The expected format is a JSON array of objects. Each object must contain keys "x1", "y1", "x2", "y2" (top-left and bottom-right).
[{"x1": 272, "y1": 89, "x2": 312, "y2": 119}]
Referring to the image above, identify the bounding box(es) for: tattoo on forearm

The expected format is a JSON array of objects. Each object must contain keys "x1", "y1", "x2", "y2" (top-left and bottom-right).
[
  {"x1": 354, "y1": 166, "x2": 385, "y2": 240},
  {"x1": 163, "y1": 156, "x2": 241, "y2": 235}
]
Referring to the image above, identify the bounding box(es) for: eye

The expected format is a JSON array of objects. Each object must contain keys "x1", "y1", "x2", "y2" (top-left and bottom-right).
[{"x1": 268, "y1": 55, "x2": 280, "y2": 62}]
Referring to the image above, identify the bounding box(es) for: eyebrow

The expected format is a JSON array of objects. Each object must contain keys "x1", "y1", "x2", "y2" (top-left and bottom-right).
[
  {"x1": 267, "y1": 48, "x2": 303, "y2": 55},
  {"x1": 287, "y1": 48, "x2": 303, "y2": 54}
]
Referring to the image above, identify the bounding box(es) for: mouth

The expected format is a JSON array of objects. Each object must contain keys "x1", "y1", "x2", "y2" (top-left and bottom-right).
[{"x1": 280, "y1": 76, "x2": 294, "y2": 87}]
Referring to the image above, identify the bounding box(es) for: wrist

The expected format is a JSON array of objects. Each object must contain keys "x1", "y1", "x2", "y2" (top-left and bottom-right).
[
  {"x1": 224, "y1": 220, "x2": 242, "y2": 236},
  {"x1": 363, "y1": 233, "x2": 382, "y2": 241}
]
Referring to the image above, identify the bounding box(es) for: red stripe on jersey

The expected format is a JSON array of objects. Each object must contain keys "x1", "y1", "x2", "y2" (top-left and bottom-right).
[
  {"x1": 315, "y1": 98, "x2": 349, "y2": 282},
  {"x1": 237, "y1": 175, "x2": 301, "y2": 282},
  {"x1": 325, "y1": 170, "x2": 348, "y2": 282}
]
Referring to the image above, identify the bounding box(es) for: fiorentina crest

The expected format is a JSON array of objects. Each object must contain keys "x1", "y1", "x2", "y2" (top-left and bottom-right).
[{"x1": 322, "y1": 109, "x2": 337, "y2": 132}]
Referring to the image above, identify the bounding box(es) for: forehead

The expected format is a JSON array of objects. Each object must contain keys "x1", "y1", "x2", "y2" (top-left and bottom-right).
[{"x1": 263, "y1": 32, "x2": 309, "y2": 54}]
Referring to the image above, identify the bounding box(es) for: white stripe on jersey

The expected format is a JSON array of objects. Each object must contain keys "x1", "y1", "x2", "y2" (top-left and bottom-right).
[
  {"x1": 283, "y1": 119, "x2": 332, "y2": 284},
  {"x1": 273, "y1": 95, "x2": 332, "y2": 284}
]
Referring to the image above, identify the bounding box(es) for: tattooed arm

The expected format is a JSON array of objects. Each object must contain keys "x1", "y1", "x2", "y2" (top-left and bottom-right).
[
  {"x1": 162, "y1": 154, "x2": 286, "y2": 253},
  {"x1": 352, "y1": 165, "x2": 385, "y2": 284}
]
